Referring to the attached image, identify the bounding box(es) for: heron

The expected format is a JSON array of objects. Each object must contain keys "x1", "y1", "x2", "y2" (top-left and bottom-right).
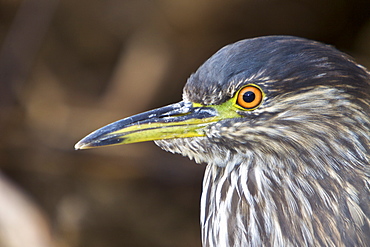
[{"x1": 75, "y1": 36, "x2": 370, "y2": 247}]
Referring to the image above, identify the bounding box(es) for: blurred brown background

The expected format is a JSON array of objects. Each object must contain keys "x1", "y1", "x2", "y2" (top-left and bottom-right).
[{"x1": 0, "y1": 0, "x2": 369, "y2": 246}]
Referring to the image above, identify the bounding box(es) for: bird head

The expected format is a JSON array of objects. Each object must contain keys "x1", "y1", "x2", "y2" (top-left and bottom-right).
[
  {"x1": 75, "y1": 35, "x2": 370, "y2": 247},
  {"x1": 75, "y1": 36, "x2": 370, "y2": 170}
]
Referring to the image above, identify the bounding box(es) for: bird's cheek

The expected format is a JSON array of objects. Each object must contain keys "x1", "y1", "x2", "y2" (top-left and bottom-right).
[{"x1": 204, "y1": 122, "x2": 237, "y2": 145}]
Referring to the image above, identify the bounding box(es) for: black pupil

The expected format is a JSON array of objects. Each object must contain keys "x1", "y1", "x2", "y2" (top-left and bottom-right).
[{"x1": 243, "y1": 91, "x2": 255, "y2": 103}]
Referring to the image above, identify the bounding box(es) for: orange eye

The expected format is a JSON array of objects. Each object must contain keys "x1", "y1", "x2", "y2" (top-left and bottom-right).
[{"x1": 236, "y1": 85, "x2": 263, "y2": 109}]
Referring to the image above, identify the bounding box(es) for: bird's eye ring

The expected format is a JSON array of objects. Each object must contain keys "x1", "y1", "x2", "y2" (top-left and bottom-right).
[{"x1": 236, "y1": 85, "x2": 264, "y2": 110}]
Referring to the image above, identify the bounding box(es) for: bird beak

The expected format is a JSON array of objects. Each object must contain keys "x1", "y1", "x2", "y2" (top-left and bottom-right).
[{"x1": 75, "y1": 101, "x2": 237, "y2": 150}]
